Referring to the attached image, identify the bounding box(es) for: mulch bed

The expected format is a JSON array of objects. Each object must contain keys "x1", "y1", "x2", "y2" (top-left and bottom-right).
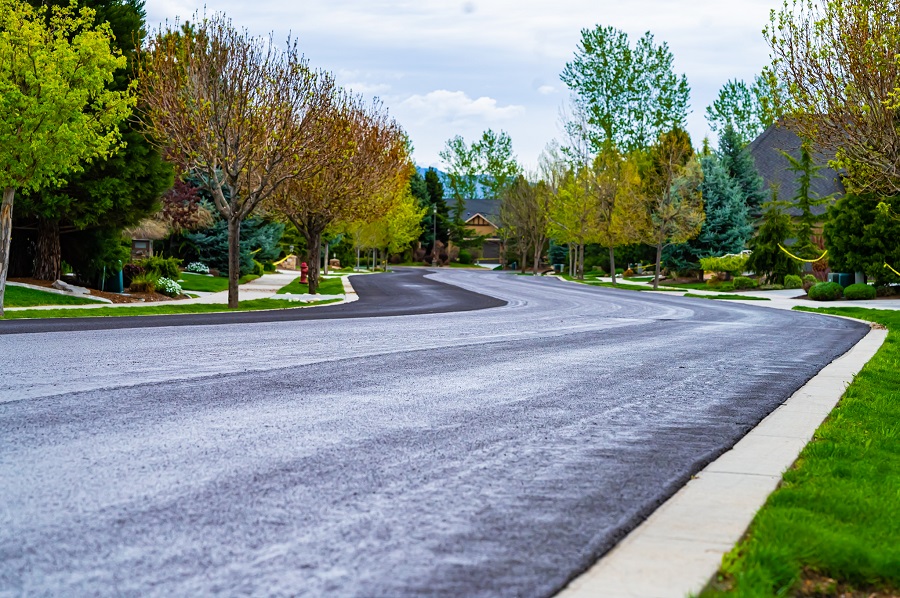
[{"x1": 9, "y1": 278, "x2": 188, "y2": 304}]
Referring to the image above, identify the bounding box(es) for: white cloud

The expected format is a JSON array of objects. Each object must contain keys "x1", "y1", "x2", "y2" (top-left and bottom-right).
[
  {"x1": 537, "y1": 85, "x2": 556, "y2": 95},
  {"x1": 346, "y1": 82, "x2": 392, "y2": 95},
  {"x1": 399, "y1": 90, "x2": 526, "y2": 124}
]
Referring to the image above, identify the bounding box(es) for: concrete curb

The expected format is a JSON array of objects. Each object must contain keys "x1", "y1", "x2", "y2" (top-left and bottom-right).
[{"x1": 557, "y1": 321, "x2": 887, "y2": 598}]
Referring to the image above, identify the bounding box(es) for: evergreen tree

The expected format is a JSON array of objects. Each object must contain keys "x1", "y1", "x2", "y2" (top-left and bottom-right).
[
  {"x1": 183, "y1": 216, "x2": 284, "y2": 277},
  {"x1": 746, "y1": 197, "x2": 800, "y2": 284},
  {"x1": 663, "y1": 155, "x2": 751, "y2": 274},
  {"x1": 416, "y1": 168, "x2": 449, "y2": 251},
  {"x1": 824, "y1": 193, "x2": 900, "y2": 286},
  {"x1": 718, "y1": 124, "x2": 766, "y2": 221},
  {"x1": 784, "y1": 142, "x2": 830, "y2": 260},
  {"x1": 17, "y1": 0, "x2": 173, "y2": 281}
]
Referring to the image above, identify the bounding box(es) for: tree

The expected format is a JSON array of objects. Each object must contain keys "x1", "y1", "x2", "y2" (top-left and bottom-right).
[
  {"x1": 439, "y1": 135, "x2": 479, "y2": 243},
  {"x1": 705, "y1": 74, "x2": 783, "y2": 146},
  {"x1": 424, "y1": 168, "x2": 450, "y2": 249},
  {"x1": 0, "y1": 0, "x2": 133, "y2": 314},
  {"x1": 746, "y1": 198, "x2": 800, "y2": 284},
  {"x1": 784, "y1": 142, "x2": 831, "y2": 260},
  {"x1": 642, "y1": 128, "x2": 705, "y2": 289},
  {"x1": 18, "y1": 0, "x2": 173, "y2": 281},
  {"x1": 825, "y1": 193, "x2": 900, "y2": 286},
  {"x1": 271, "y1": 94, "x2": 410, "y2": 294},
  {"x1": 718, "y1": 124, "x2": 767, "y2": 221},
  {"x1": 664, "y1": 155, "x2": 751, "y2": 275},
  {"x1": 472, "y1": 129, "x2": 520, "y2": 200},
  {"x1": 501, "y1": 175, "x2": 552, "y2": 274},
  {"x1": 560, "y1": 25, "x2": 690, "y2": 154},
  {"x1": 137, "y1": 14, "x2": 335, "y2": 307},
  {"x1": 351, "y1": 189, "x2": 425, "y2": 266},
  {"x1": 766, "y1": 0, "x2": 900, "y2": 195}
]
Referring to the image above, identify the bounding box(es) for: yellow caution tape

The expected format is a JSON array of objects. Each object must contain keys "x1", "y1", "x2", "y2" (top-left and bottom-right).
[
  {"x1": 885, "y1": 262, "x2": 900, "y2": 277},
  {"x1": 778, "y1": 244, "x2": 828, "y2": 263},
  {"x1": 273, "y1": 254, "x2": 295, "y2": 266}
]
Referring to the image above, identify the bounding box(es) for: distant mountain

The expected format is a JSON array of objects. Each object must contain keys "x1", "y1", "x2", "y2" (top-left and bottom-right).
[{"x1": 414, "y1": 166, "x2": 491, "y2": 200}]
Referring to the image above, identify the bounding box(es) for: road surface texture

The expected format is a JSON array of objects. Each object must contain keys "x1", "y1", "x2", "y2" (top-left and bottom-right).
[{"x1": 0, "y1": 269, "x2": 867, "y2": 597}]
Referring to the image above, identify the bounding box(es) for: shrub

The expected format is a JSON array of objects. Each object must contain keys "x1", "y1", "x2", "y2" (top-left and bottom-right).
[
  {"x1": 843, "y1": 283, "x2": 876, "y2": 300},
  {"x1": 156, "y1": 277, "x2": 183, "y2": 297},
  {"x1": 783, "y1": 274, "x2": 803, "y2": 289},
  {"x1": 185, "y1": 262, "x2": 209, "y2": 274},
  {"x1": 802, "y1": 274, "x2": 819, "y2": 292},
  {"x1": 123, "y1": 263, "x2": 145, "y2": 287},
  {"x1": 876, "y1": 285, "x2": 897, "y2": 297},
  {"x1": 140, "y1": 256, "x2": 182, "y2": 280},
  {"x1": 252, "y1": 260, "x2": 264, "y2": 276},
  {"x1": 700, "y1": 253, "x2": 750, "y2": 276},
  {"x1": 733, "y1": 276, "x2": 758, "y2": 290},
  {"x1": 592, "y1": 266, "x2": 607, "y2": 275},
  {"x1": 759, "y1": 283, "x2": 785, "y2": 290},
  {"x1": 458, "y1": 250, "x2": 473, "y2": 265},
  {"x1": 808, "y1": 281, "x2": 844, "y2": 301},
  {"x1": 623, "y1": 268, "x2": 635, "y2": 277},
  {"x1": 129, "y1": 273, "x2": 156, "y2": 293},
  {"x1": 263, "y1": 262, "x2": 276, "y2": 272}
]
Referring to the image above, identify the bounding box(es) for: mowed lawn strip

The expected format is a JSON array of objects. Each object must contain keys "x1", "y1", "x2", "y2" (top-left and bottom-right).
[
  {"x1": 5, "y1": 285, "x2": 105, "y2": 307},
  {"x1": 683, "y1": 293, "x2": 770, "y2": 301},
  {"x1": 701, "y1": 307, "x2": 900, "y2": 597},
  {"x1": 276, "y1": 276, "x2": 345, "y2": 295},
  {"x1": 0, "y1": 298, "x2": 340, "y2": 319},
  {"x1": 177, "y1": 272, "x2": 260, "y2": 292}
]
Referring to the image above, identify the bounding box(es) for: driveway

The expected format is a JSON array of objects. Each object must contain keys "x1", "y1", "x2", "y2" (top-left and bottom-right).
[{"x1": 0, "y1": 269, "x2": 867, "y2": 596}]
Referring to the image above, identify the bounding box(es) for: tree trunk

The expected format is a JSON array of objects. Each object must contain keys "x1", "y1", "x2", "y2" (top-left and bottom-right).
[
  {"x1": 0, "y1": 186, "x2": 16, "y2": 316},
  {"x1": 227, "y1": 217, "x2": 241, "y2": 308},
  {"x1": 323, "y1": 242, "x2": 330, "y2": 275},
  {"x1": 653, "y1": 242, "x2": 663, "y2": 290},
  {"x1": 33, "y1": 217, "x2": 61, "y2": 281},
  {"x1": 532, "y1": 242, "x2": 541, "y2": 275},
  {"x1": 609, "y1": 246, "x2": 617, "y2": 285},
  {"x1": 577, "y1": 243, "x2": 584, "y2": 280},
  {"x1": 306, "y1": 229, "x2": 322, "y2": 294}
]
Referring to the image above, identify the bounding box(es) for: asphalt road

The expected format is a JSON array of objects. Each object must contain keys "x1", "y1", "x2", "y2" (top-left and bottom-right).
[{"x1": 0, "y1": 270, "x2": 868, "y2": 597}]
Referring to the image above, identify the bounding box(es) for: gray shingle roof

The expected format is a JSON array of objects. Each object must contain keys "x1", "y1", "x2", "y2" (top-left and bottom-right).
[
  {"x1": 450, "y1": 198, "x2": 502, "y2": 227},
  {"x1": 747, "y1": 123, "x2": 845, "y2": 216}
]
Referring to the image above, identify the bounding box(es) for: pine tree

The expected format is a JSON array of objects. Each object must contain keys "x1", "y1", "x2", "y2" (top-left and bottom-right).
[
  {"x1": 419, "y1": 168, "x2": 449, "y2": 250},
  {"x1": 746, "y1": 197, "x2": 800, "y2": 284},
  {"x1": 718, "y1": 124, "x2": 767, "y2": 221},
  {"x1": 663, "y1": 156, "x2": 751, "y2": 274},
  {"x1": 783, "y1": 142, "x2": 830, "y2": 260}
]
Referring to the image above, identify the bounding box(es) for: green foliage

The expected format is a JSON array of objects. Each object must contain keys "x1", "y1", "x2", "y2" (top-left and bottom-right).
[
  {"x1": 457, "y1": 250, "x2": 473, "y2": 265},
  {"x1": 747, "y1": 200, "x2": 800, "y2": 284},
  {"x1": 560, "y1": 26, "x2": 690, "y2": 153},
  {"x1": 808, "y1": 281, "x2": 844, "y2": 301},
  {"x1": 785, "y1": 143, "x2": 831, "y2": 259},
  {"x1": 732, "y1": 276, "x2": 757, "y2": 290},
  {"x1": 252, "y1": 260, "x2": 264, "y2": 277},
  {"x1": 718, "y1": 124, "x2": 768, "y2": 221},
  {"x1": 664, "y1": 154, "x2": 751, "y2": 272},
  {"x1": 155, "y1": 276, "x2": 182, "y2": 297},
  {"x1": 183, "y1": 216, "x2": 284, "y2": 277},
  {"x1": 276, "y1": 276, "x2": 344, "y2": 296},
  {"x1": 61, "y1": 228, "x2": 129, "y2": 283},
  {"x1": 824, "y1": 194, "x2": 900, "y2": 286},
  {"x1": 705, "y1": 74, "x2": 782, "y2": 146},
  {"x1": 128, "y1": 272, "x2": 156, "y2": 293},
  {"x1": 842, "y1": 283, "x2": 876, "y2": 300},
  {"x1": 783, "y1": 274, "x2": 803, "y2": 289},
  {"x1": 139, "y1": 256, "x2": 181, "y2": 280},
  {"x1": 700, "y1": 253, "x2": 749, "y2": 275}
]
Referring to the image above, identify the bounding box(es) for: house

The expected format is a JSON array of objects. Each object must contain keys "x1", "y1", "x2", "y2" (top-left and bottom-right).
[
  {"x1": 453, "y1": 198, "x2": 503, "y2": 263},
  {"x1": 747, "y1": 123, "x2": 845, "y2": 216}
]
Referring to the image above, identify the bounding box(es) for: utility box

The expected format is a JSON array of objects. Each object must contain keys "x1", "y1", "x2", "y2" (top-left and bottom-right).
[{"x1": 828, "y1": 272, "x2": 853, "y2": 288}]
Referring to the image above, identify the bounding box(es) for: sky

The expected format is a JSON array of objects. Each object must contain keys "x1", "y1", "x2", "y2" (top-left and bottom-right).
[{"x1": 144, "y1": 0, "x2": 777, "y2": 171}]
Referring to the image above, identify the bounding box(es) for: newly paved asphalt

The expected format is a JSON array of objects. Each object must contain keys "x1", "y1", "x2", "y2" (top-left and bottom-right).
[{"x1": 0, "y1": 269, "x2": 867, "y2": 597}]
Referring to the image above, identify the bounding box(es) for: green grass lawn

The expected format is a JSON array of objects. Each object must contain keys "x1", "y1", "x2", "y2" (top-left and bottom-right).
[
  {"x1": 662, "y1": 281, "x2": 738, "y2": 292},
  {"x1": 276, "y1": 276, "x2": 345, "y2": 296},
  {"x1": 701, "y1": 307, "x2": 899, "y2": 597},
  {"x1": 683, "y1": 293, "x2": 770, "y2": 301},
  {"x1": 1, "y1": 297, "x2": 341, "y2": 319},
  {"x1": 176, "y1": 272, "x2": 260, "y2": 292},
  {"x1": 4, "y1": 285, "x2": 105, "y2": 307}
]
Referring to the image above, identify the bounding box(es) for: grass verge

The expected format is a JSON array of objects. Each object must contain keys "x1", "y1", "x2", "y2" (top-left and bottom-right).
[
  {"x1": 683, "y1": 293, "x2": 770, "y2": 301},
  {"x1": 700, "y1": 307, "x2": 899, "y2": 597},
  {"x1": 1, "y1": 298, "x2": 341, "y2": 319},
  {"x1": 5, "y1": 285, "x2": 105, "y2": 307},
  {"x1": 276, "y1": 276, "x2": 345, "y2": 295},
  {"x1": 176, "y1": 272, "x2": 259, "y2": 292}
]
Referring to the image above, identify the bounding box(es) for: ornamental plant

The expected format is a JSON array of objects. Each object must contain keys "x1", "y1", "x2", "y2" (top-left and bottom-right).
[
  {"x1": 843, "y1": 283, "x2": 876, "y2": 301},
  {"x1": 156, "y1": 277, "x2": 182, "y2": 297},
  {"x1": 186, "y1": 262, "x2": 209, "y2": 274},
  {"x1": 783, "y1": 274, "x2": 803, "y2": 289},
  {"x1": 808, "y1": 281, "x2": 843, "y2": 301}
]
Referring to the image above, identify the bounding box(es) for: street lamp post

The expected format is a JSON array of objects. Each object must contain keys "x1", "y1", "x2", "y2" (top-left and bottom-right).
[{"x1": 431, "y1": 205, "x2": 438, "y2": 268}]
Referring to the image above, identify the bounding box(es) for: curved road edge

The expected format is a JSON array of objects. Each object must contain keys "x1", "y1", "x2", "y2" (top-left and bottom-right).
[{"x1": 557, "y1": 318, "x2": 887, "y2": 598}]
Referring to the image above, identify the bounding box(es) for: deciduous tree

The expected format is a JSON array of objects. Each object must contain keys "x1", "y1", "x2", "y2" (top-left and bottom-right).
[
  {"x1": 138, "y1": 14, "x2": 335, "y2": 306},
  {"x1": 501, "y1": 175, "x2": 552, "y2": 274},
  {"x1": 0, "y1": 0, "x2": 132, "y2": 314}
]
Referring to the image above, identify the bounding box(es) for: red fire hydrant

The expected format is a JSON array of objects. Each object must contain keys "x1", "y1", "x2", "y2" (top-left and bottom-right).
[{"x1": 299, "y1": 262, "x2": 309, "y2": 284}]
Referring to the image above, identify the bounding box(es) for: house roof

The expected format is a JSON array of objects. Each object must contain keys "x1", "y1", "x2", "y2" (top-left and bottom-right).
[
  {"x1": 747, "y1": 123, "x2": 845, "y2": 216},
  {"x1": 451, "y1": 198, "x2": 502, "y2": 227}
]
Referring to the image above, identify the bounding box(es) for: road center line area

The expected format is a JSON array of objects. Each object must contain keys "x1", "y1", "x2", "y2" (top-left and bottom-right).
[{"x1": 0, "y1": 269, "x2": 867, "y2": 597}]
